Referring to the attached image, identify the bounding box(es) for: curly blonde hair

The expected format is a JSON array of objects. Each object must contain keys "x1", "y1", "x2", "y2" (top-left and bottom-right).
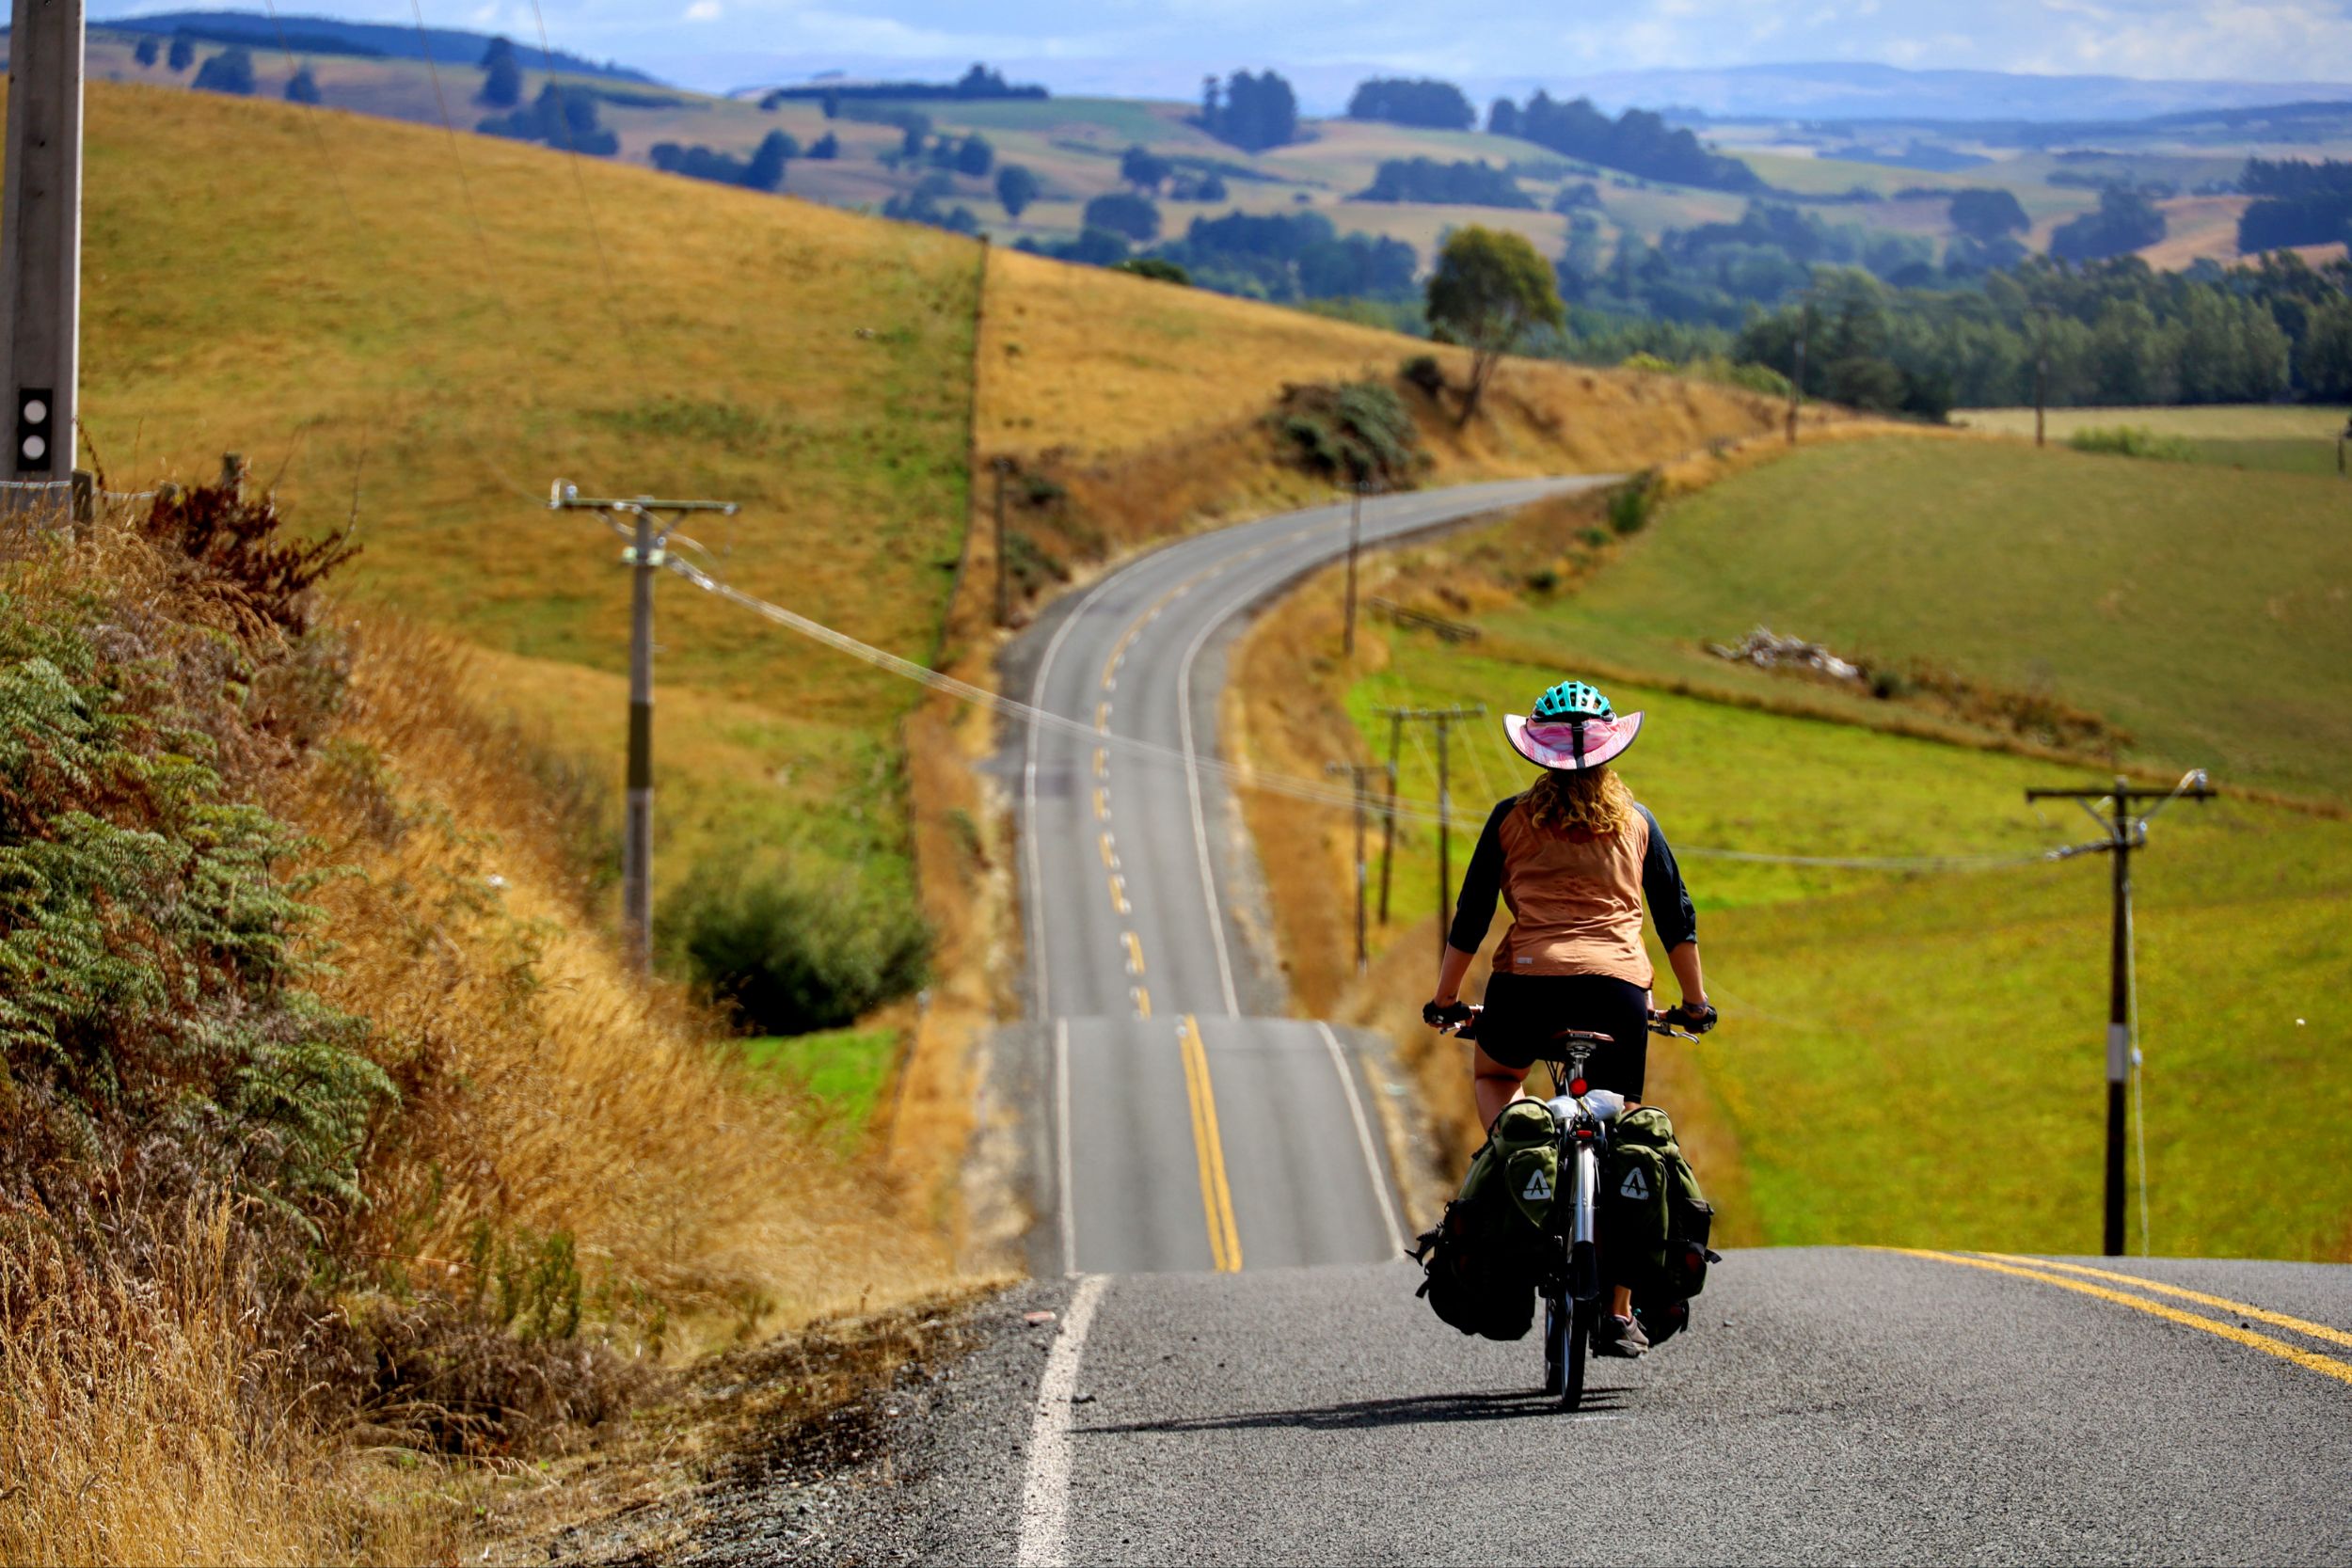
[{"x1": 1523, "y1": 765, "x2": 1634, "y2": 837}]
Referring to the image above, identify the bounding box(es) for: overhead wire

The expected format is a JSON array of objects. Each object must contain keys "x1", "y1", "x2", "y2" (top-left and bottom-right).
[
  {"x1": 526, "y1": 0, "x2": 642, "y2": 356},
  {"x1": 654, "y1": 546, "x2": 2069, "y2": 872}
]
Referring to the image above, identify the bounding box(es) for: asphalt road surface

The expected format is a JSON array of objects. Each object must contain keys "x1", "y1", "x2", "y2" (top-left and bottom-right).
[
  {"x1": 978, "y1": 480, "x2": 2350, "y2": 1565},
  {"x1": 1009, "y1": 476, "x2": 1600, "y2": 1276}
]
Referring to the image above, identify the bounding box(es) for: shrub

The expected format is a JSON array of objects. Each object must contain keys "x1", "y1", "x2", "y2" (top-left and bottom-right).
[
  {"x1": 1118, "y1": 256, "x2": 1191, "y2": 285},
  {"x1": 664, "y1": 863, "x2": 930, "y2": 1037},
  {"x1": 1399, "y1": 353, "x2": 1446, "y2": 395},
  {"x1": 191, "y1": 46, "x2": 255, "y2": 96},
  {"x1": 2068, "y1": 425, "x2": 2199, "y2": 463},
  {"x1": 1271, "y1": 379, "x2": 1425, "y2": 485},
  {"x1": 1607, "y1": 467, "x2": 1661, "y2": 535}
]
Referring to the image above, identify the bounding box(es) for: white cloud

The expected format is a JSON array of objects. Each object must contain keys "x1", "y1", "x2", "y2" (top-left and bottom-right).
[{"x1": 684, "y1": 0, "x2": 721, "y2": 19}]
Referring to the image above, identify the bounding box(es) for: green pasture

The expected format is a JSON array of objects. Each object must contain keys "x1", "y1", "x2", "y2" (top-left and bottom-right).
[
  {"x1": 1957, "y1": 404, "x2": 2352, "y2": 441},
  {"x1": 1478, "y1": 437, "x2": 2352, "y2": 804},
  {"x1": 1346, "y1": 633, "x2": 2351, "y2": 1261},
  {"x1": 739, "y1": 1024, "x2": 903, "y2": 1145}
]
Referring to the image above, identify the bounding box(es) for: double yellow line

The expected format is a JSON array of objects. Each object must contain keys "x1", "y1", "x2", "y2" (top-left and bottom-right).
[
  {"x1": 1178, "y1": 1014, "x2": 1243, "y2": 1272},
  {"x1": 1902, "y1": 1250, "x2": 2352, "y2": 1387}
]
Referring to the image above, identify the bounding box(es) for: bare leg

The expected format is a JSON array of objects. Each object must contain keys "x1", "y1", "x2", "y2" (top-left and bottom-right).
[{"x1": 1470, "y1": 1043, "x2": 1530, "y2": 1128}]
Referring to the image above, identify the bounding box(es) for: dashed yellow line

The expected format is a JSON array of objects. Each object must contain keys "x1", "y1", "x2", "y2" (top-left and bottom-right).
[
  {"x1": 1178, "y1": 1015, "x2": 1243, "y2": 1273},
  {"x1": 1093, "y1": 747, "x2": 1107, "y2": 780},
  {"x1": 1098, "y1": 832, "x2": 1116, "y2": 869},
  {"x1": 1897, "y1": 1250, "x2": 2352, "y2": 1389},
  {"x1": 1132, "y1": 986, "x2": 1151, "y2": 1020},
  {"x1": 1121, "y1": 930, "x2": 1145, "y2": 975},
  {"x1": 1092, "y1": 786, "x2": 1108, "y2": 821},
  {"x1": 1108, "y1": 875, "x2": 1129, "y2": 915},
  {"x1": 1095, "y1": 701, "x2": 1110, "y2": 732},
  {"x1": 1982, "y1": 1254, "x2": 2352, "y2": 1354}
]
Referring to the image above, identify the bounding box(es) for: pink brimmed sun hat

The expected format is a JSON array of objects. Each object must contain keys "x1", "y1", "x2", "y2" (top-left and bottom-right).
[{"x1": 1504, "y1": 679, "x2": 1644, "y2": 772}]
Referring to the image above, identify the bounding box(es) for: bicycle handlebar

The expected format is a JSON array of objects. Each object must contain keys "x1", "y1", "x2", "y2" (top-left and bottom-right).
[{"x1": 1422, "y1": 1002, "x2": 1707, "y2": 1044}]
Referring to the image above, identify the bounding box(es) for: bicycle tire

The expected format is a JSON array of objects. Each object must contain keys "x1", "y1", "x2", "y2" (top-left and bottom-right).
[
  {"x1": 1561, "y1": 1299, "x2": 1595, "y2": 1410},
  {"x1": 1542, "y1": 1292, "x2": 1567, "y2": 1397}
]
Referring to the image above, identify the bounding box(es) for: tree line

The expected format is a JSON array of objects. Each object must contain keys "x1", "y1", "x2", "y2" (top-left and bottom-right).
[
  {"x1": 2237, "y1": 158, "x2": 2352, "y2": 252},
  {"x1": 1491, "y1": 92, "x2": 1761, "y2": 192}
]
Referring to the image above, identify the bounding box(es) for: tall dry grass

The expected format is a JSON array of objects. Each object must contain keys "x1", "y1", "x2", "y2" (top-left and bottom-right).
[{"x1": 0, "y1": 501, "x2": 962, "y2": 1564}]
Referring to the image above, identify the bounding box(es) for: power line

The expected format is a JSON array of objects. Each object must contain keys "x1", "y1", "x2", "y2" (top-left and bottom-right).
[
  {"x1": 652, "y1": 546, "x2": 2097, "y2": 873},
  {"x1": 406, "y1": 0, "x2": 517, "y2": 330},
  {"x1": 526, "y1": 0, "x2": 640, "y2": 356}
]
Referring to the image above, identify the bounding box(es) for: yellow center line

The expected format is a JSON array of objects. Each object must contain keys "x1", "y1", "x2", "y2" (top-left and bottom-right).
[
  {"x1": 1095, "y1": 701, "x2": 1109, "y2": 732},
  {"x1": 1980, "y1": 1254, "x2": 2352, "y2": 1353},
  {"x1": 1894, "y1": 1250, "x2": 2352, "y2": 1389},
  {"x1": 1098, "y1": 832, "x2": 1116, "y2": 869},
  {"x1": 1091, "y1": 518, "x2": 1334, "y2": 689},
  {"x1": 1108, "y1": 875, "x2": 1129, "y2": 915},
  {"x1": 1178, "y1": 1014, "x2": 1243, "y2": 1273},
  {"x1": 1121, "y1": 930, "x2": 1145, "y2": 975},
  {"x1": 1133, "y1": 986, "x2": 1152, "y2": 1020},
  {"x1": 1092, "y1": 747, "x2": 1106, "y2": 780},
  {"x1": 1092, "y1": 786, "x2": 1108, "y2": 821}
]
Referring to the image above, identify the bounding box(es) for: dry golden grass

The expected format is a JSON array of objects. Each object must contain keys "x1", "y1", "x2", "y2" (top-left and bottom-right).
[{"x1": 983, "y1": 245, "x2": 1789, "y2": 469}]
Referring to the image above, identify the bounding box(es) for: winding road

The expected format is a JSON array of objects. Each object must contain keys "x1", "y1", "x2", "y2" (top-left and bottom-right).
[{"x1": 951, "y1": 479, "x2": 2352, "y2": 1567}]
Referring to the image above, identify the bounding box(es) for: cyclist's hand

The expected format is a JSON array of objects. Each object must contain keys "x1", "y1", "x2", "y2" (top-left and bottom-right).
[
  {"x1": 1663, "y1": 1001, "x2": 1719, "y2": 1036},
  {"x1": 1423, "y1": 999, "x2": 1474, "y2": 1033}
]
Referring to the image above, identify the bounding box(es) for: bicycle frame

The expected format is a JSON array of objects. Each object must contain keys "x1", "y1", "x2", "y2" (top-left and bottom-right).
[{"x1": 1538, "y1": 1040, "x2": 1606, "y2": 1308}]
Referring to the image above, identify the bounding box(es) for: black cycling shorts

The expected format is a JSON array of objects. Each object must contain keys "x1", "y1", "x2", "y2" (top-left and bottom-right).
[{"x1": 1473, "y1": 972, "x2": 1649, "y2": 1099}]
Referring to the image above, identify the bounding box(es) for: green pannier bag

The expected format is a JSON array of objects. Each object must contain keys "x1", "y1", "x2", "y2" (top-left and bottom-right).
[
  {"x1": 1603, "y1": 1104, "x2": 1718, "y2": 1320},
  {"x1": 1409, "y1": 1100, "x2": 1557, "y2": 1341}
]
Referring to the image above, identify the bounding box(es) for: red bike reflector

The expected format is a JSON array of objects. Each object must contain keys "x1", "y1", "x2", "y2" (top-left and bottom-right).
[{"x1": 1569, "y1": 1078, "x2": 1588, "y2": 1096}]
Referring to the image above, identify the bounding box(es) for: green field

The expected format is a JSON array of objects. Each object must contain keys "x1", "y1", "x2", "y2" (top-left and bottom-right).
[
  {"x1": 1346, "y1": 641, "x2": 2350, "y2": 1259},
  {"x1": 739, "y1": 1025, "x2": 903, "y2": 1145},
  {"x1": 1478, "y1": 437, "x2": 2352, "y2": 804},
  {"x1": 1327, "y1": 431, "x2": 2352, "y2": 1259}
]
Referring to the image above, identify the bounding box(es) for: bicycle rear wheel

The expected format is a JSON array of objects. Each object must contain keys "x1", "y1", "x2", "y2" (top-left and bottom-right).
[
  {"x1": 1542, "y1": 1293, "x2": 1567, "y2": 1397},
  {"x1": 1560, "y1": 1299, "x2": 1592, "y2": 1410}
]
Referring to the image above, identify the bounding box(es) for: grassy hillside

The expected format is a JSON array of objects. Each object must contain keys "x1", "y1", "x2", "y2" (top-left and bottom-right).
[
  {"x1": 64, "y1": 76, "x2": 983, "y2": 924},
  {"x1": 1228, "y1": 435, "x2": 2350, "y2": 1260},
  {"x1": 1477, "y1": 437, "x2": 2352, "y2": 803}
]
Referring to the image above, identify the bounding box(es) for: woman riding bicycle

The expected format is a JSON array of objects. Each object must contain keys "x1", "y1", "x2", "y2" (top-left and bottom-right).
[{"x1": 1423, "y1": 679, "x2": 1715, "y2": 1359}]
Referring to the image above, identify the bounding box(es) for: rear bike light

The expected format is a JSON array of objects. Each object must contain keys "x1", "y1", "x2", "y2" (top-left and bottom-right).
[{"x1": 1568, "y1": 1078, "x2": 1587, "y2": 1097}]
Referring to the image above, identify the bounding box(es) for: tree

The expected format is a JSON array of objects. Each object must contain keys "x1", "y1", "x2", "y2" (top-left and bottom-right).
[
  {"x1": 133, "y1": 36, "x2": 159, "y2": 68},
  {"x1": 192, "y1": 47, "x2": 256, "y2": 96},
  {"x1": 1424, "y1": 226, "x2": 1565, "y2": 423},
  {"x1": 1346, "y1": 78, "x2": 1475, "y2": 131},
  {"x1": 1195, "y1": 172, "x2": 1228, "y2": 202},
  {"x1": 1200, "y1": 70, "x2": 1298, "y2": 152},
  {"x1": 955, "y1": 134, "x2": 995, "y2": 179},
  {"x1": 1948, "y1": 187, "x2": 2029, "y2": 242},
  {"x1": 2296, "y1": 297, "x2": 2352, "y2": 400},
  {"x1": 995, "y1": 163, "x2": 1040, "y2": 219},
  {"x1": 1486, "y1": 98, "x2": 1520, "y2": 138},
  {"x1": 167, "y1": 35, "x2": 194, "y2": 71},
  {"x1": 745, "y1": 130, "x2": 793, "y2": 192},
  {"x1": 809, "y1": 132, "x2": 839, "y2": 160},
  {"x1": 284, "y1": 65, "x2": 321, "y2": 105},
  {"x1": 2051, "y1": 186, "x2": 2167, "y2": 262},
  {"x1": 1082, "y1": 191, "x2": 1161, "y2": 243},
  {"x1": 479, "y1": 36, "x2": 522, "y2": 108},
  {"x1": 1120, "y1": 145, "x2": 1172, "y2": 192}
]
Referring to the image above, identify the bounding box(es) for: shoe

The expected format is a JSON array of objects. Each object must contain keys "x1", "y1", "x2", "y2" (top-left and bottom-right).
[{"x1": 1594, "y1": 1312, "x2": 1650, "y2": 1358}]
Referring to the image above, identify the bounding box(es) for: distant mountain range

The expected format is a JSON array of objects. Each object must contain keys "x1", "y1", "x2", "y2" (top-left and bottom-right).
[
  {"x1": 1535, "y1": 61, "x2": 2352, "y2": 123},
  {"x1": 79, "y1": 8, "x2": 656, "y2": 84}
]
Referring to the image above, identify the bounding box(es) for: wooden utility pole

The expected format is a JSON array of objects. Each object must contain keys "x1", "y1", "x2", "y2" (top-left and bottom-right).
[
  {"x1": 992, "y1": 454, "x2": 1013, "y2": 627},
  {"x1": 1377, "y1": 705, "x2": 1485, "y2": 959},
  {"x1": 1327, "y1": 762, "x2": 1381, "y2": 974},
  {"x1": 2026, "y1": 772, "x2": 2215, "y2": 1256},
  {"x1": 1786, "y1": 301, "x2": 1808, "y2": 445},
  {"x1": 1341, "y1": 481, "x2": 1370, "y2": 659},
  {"x1": 2034, "y1": 307, "x2": 2052, "y2": 448},
  {"x1": 0, "y1": 0, "x2": 85, "y2": 500},
  {"x1": 1377, "y1": 711, "x2": 1403, "y2": 923},
  {"x1": 550, "y1": 482, "x2": 740, "y2": 975}
]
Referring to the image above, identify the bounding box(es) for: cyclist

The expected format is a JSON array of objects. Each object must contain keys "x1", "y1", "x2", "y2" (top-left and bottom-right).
[{"x1": 1423, "y1": 679, "x2": 1715, "y2": 1358}]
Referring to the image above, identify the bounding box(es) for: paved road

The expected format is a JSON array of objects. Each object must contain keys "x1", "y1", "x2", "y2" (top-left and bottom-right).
[
  {"x1": 980, "y1": 479, "x2": 2351, "y2": 1566},
  {"x1": 1009, "y1": 476, "x2": 1603, "y2": 1276}
]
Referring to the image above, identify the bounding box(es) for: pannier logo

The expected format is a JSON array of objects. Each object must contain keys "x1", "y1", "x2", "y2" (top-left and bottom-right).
[
  {"x1": 1619, "y1": 1166, "x2": 1651, "y2": 1200},
  {"x1": 1521, "y1": 1168, "x2": 1553, "y2": 1201}
]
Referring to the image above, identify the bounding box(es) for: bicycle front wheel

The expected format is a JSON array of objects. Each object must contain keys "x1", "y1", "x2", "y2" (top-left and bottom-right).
[{"x1": 1560, "y1": 1298, "x2": 1593, "y2": 1410}]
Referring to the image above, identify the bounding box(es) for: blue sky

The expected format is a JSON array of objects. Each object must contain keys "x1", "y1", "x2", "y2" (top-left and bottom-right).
[{"x1": 111, "y1": 1, "x2": 2352, "y2": 98}]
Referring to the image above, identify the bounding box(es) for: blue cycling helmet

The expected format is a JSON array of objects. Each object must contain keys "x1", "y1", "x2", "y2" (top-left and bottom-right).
[{"x1": 1531, "y1": 680, "x2": 1613, "y2": 723}]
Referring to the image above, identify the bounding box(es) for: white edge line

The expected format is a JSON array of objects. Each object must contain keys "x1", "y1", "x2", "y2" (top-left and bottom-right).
[
  {"x1": 1055, "y1": 1020, "x2": 1076, "y2": 1277},
  {"x1": 1176, "y1": 609, "x2": 1245, "y2": 1019},
  {"x1": 1015, "y1": 1273, "x2": 1107, "y2": 1568},
  {"x1": 1317, "y1": 1022, "x2": 1406, "y2": 1256}
]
